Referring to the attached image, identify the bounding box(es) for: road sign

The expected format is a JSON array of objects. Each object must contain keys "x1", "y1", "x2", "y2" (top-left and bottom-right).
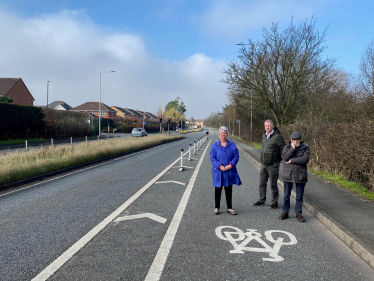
[
  {"x1": 236, "y1": 120, "x2": 240, "y2": 124},
  {"x1": 142, "y1": 122, "x2": 146, "y2": 124}
]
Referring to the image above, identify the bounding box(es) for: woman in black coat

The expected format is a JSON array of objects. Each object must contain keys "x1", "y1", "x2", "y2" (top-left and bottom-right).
[{"x1": 279, "y1": 132, "x2": 310, "y2": 222}]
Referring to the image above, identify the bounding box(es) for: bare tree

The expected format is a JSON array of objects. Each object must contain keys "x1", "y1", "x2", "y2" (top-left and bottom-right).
[
  {"x1": 359, "y1": 39, "x2": 374, "y2": 97},
  {"x1": 223, "y1": 17, "x2": 336, "y2": 125}
]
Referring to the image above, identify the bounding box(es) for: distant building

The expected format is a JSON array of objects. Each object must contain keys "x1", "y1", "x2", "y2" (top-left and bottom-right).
[
  {"x1": 47, "y1": 101, "x2": 72, "y2": 110},
  {"x1": 0, "y1": 78, "x2": 35, "y2": 106},
  {"x1": 70, "y1": 102, "x2": 116, "y2": 118}
]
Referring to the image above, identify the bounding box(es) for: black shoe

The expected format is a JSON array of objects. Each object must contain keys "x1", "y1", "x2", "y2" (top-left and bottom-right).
[
  {"x1": 269, "y1": 204, "x2": 278, "y2": 209},
  {"x1": 279, "y1": 212, "x2": 289, "y2": 220},
  {"x1": 252, "y1": 201, "x2": 265, "y2": 206},
  {"x1": 296, "y1": 214, "x2": 305, "y2": 222}
]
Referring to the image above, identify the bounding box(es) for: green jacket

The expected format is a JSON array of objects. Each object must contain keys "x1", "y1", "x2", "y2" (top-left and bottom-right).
[{"x1": 261, "y1": 127, "x2": 285, "y2": 165}]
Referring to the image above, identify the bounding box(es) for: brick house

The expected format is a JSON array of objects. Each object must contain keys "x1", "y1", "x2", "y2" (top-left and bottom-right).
[
  {"x1": 0, "y1": 78, "x2": 35, "y2": 106},
  {"x1": 47, "y1": 101, "x2": 72, "y2": 110},
  {"x1": 70, "y1": 102, "x2": 116, "y2": 118}
]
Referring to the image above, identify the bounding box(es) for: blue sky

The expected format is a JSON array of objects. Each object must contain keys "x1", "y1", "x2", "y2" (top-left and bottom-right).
[{"x1": 0, "y1": 0, "x2": 373, "y2": 119}]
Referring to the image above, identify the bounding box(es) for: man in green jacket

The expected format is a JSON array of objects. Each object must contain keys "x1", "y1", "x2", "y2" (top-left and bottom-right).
[{"x1": 253, "y1": 119, "x2": 285, "y2": 209}]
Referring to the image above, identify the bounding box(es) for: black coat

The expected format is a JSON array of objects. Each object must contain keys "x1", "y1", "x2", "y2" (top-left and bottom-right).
[
  {"x1": 281, "y1": 142, "x2": 310, "y2": 183},
  {"x1": 261, "y1": 127, "x2": 285, "y2": 165}
]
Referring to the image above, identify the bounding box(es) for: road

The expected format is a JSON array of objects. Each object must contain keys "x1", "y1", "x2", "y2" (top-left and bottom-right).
[{"x1": 0, "y1": 129, "x2": 372, "y2": 281}]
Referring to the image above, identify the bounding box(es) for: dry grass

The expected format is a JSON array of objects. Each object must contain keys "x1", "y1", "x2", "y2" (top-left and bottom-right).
[{"x1": 0, "y1": 135, "x2": 182, "y2": 185}]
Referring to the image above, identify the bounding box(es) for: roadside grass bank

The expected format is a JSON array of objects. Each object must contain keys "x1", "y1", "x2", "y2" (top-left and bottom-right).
[
  {"x1": 0, "y1": 135, "x2": 182, "y2": 186},
  {"x1": 181, "y1": 128, "x2": 203, "y2": 134},
  {"x1": 230, "y1": 135, "x2": 262, "y2": 149},
  {"x1": 0, "y1": 138, "x2": 46, "y2": 145},
  {"x1": 232, "y1": 135, "x2": 374, "y2": 201}
]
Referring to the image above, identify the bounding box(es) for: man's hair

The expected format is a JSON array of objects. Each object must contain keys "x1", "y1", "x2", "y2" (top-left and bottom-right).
[{"x1": 264, "y1": 119, "x2": 274, "y2": 126}]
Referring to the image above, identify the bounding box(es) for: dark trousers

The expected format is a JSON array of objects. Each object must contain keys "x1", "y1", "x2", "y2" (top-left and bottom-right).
[
  {"x1": 283, "y1": 181, "x2": 306, "y2": 215},
  {"x1": 215, "y1": 185, "x2": 232, "y2": 209},
  {"x1": 258, "y1": 163, "x2": 280, "y2": 204}
]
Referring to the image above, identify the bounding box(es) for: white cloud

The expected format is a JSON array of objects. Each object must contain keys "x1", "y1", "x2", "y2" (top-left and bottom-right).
[
  {"x1": 0, "y1": 9, "x2": 227, "y2": 119},
  {"x1": 200, "y1": 0, "x2": 335, "y2": 41}
]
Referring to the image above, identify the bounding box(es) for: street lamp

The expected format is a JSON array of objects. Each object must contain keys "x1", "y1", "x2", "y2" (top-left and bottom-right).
[
  {"x1": 143, "y1": 93, "x2": 152, "y2": 129},
  {"x1": 47, "y1": 81, "x2": 51, "y2": 108},
  {"x1": 99, "y1": 71, "x2": 115, "y2": 137}
]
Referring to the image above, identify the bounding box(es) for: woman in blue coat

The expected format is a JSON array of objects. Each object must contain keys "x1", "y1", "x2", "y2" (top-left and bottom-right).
[{"x1": 210, "y1": 126, "x2": 242, "y2": 215}]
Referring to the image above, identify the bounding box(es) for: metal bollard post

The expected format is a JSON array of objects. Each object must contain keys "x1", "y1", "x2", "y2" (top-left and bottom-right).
[
  {"x1": 197, "y1": 139, "x2": 199, "y2": 151},
  {"x1": 71, "y1": 137, "x2": 73, "y2": 145},
  {"x1": 25, "y1": 140, "x2": 28, "y2": 150},
  {"x1": 86, "y1": 136, "x2": 88, "y2": 142},
  {"x1": 51, "y1": 138, "x2": 53, "y2": 147},
  {"x1": 179, "y1": 149, "x2": 184, "y2": 172},
  {"x1": 193, "y1": 141, "x2": 196, "y2": 155},
  {"x1": 107, "y1": 134, "x2": 109, "y2": 139},
  {"x1": 122, "y1": 134, "x2": 124, "y2": 138},
  {"x1": 188, "y1": 144, "x2": 191, "y2": 161}
]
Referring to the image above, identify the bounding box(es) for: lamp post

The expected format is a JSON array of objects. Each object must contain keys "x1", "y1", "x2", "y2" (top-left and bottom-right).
[
  {"x1": 143, "y1": 93, "x2": 152, "y2": 129},
  {"x1": 99, "y1": 71, "x2": 115, "y2": 137},
  {"x1": 47, "y1": 81, "x2": 51, "y2": 108}
]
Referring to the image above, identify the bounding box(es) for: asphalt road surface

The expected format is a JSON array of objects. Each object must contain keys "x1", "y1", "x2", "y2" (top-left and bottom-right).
[{"x1": 0, "y1": 129, "x2": 373, "y2": 281}]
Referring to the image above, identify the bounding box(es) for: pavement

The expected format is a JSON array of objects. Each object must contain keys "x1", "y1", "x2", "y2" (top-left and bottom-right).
[{"x1": 230, "y1": 137, "x2": 374, "y2": 270}]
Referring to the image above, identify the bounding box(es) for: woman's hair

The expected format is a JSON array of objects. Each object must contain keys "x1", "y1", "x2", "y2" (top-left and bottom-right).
[{"x1": 218, "y1": 126, "x2": 229, "y2": 135}]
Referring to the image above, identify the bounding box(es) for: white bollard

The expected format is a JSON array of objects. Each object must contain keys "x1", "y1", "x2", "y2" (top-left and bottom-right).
[
  {"x1": 122, "y1": 134, "x2": 124, "y2": 138},
  {"x1": 179, "y1": 149, "x2": 184, "y2": 172},
  {"x1": 115, "y1": 134, "x2": 116, "y2": 139},
  {"x1": 86, "y1": 136, "x2": 88, "y2": 142},
  {"x1": 188, "y1": 144, "x2": 191, "y2": 161},
  {"x1": 51, "y1": 138, "x2": 53, "y2": 147},
  {"x1": 197, "y1": 139, "x2": 200, "y2": 151},
  {"x1": 25, "y1": 140, "x2": 28, "y2": 150},
  {"x1": 70, "y1": 137, "x2": 73, "y2": 144},
  {"x1": 107, "y1": 134, "x2": 109, "y2": 139},
  {"x1": 193, "y1": 141, "x2": 196, "y2": 155}
]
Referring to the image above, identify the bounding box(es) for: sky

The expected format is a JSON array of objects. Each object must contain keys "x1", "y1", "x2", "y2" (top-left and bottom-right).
[{"x1": 0, "y1": 0, "x2": 373, "y2": 119}]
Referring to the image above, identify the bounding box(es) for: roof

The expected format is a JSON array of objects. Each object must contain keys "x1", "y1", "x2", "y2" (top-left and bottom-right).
[
  {"x1": 123, "y1": 108, "x2": 143, "y2": 117},
  {"x1": 47, "y1": 101, "x2": 72, "y2": 110},
  {"x1": 71, "y1": 102, "x2": 115, "y2": 112},
  {"x1": 111, "y1": 106, "x2": 133, "y2": 115},
  {"x1": 81, "y1": 112, "x2": 96, "y2": 118},
  {"x1": 0, "y1": 78, "x2": 20, "y2": 96}
]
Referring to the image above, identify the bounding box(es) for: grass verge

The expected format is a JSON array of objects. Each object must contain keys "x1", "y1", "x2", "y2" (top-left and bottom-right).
[
  {"x1": 0, "y1": 138, "x2": 45, "y2": 145},
  {"x1": 310, "y1": 169, "x2": 374, "y2": 201},
  {"x1": 230, "y1": 135, "x2": 262, "y2": 150},
  {"x1": 0, "y1": 135, "x2": 182, "y2": 186},
  {"x1": 181, "y1": 128, "x2": 203, "y2": 134}
]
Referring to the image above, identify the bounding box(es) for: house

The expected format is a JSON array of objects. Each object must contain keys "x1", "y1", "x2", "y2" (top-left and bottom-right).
[
  {"x1": 136, "y1": 110, "x2": 158, "y2": 121},
  {"x1": 70, "y1": 102, "x2": 116, "y2": 118},
  {"x1": 0, "y1": 78, "x2": 35, "y2": 106},
  {"x1": 47, "y1": 101, "x2": 72, "y2": 110},
  {"x1": 111, "y1": 106, "x2": 135, "y2": 119},
  {"x1": 122, "y1": 108, "x2": 144, "y2": 120}
]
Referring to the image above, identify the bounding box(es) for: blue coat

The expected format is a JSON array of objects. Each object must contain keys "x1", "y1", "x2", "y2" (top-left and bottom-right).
[{"x1": 210, "y1": 139, "x2": 242, "y2": 187}]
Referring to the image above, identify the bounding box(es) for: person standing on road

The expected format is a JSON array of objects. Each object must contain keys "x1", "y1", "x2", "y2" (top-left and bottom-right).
[
  {"x1": 210, "y1": 126, "x2": 242, "y2": 215},
  {"x1": 279, "y1": 132, "x2": 310, "y2": 222},
  {"x1": 253, "y1": 119, "x2": 285, "y2": 209}
]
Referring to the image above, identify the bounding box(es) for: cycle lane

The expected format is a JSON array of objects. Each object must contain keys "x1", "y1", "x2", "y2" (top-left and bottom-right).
[{"x1": 160, "y1": 139, "x2": 373, "y2": 280}]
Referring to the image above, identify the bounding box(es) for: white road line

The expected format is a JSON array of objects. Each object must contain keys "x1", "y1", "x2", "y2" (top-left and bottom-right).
[
  {"x1": 155, "y1": 181, "x2": 186, "y2": 186},
  {"x1": 114, "y1": 213, "x2": 167, "y2": 224},
  {"x1": 31, "y1": 149, "x2": 191, "y2": 281},
  {"x1": 1, "y1": 142, "x2": 172, "y2": 198},
  {"x1": 145, "y1": 140, "x2": 212, "y2": 281}
]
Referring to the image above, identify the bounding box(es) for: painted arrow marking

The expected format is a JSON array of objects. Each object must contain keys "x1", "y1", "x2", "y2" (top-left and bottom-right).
[
  {"x1": 155, "y1": 181, "x2": 186, "y2": 186},
  {"x1": 114, "y1": 213, "x2": 167, "y2": 224}
]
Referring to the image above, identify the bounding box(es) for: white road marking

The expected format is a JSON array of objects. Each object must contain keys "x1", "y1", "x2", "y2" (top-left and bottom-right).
[
  {"x1": 114, "y1": 213, "x2": 167, "y2": 224},
  {"x1": 31, "y1": 148, "x2": 191, "y2": 281},
  {"x1": 171, "y1": 166, "x2": 193, "y2": 169},
  {"x1": 155, "y1": 181, "x2": 186, "y2": 186},
  {"x1": 145, "y1": 140, "x2": 212, "y2": 281}
]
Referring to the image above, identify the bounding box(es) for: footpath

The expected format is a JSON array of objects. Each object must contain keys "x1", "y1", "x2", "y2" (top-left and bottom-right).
[{"x1": 230, "y1": 137, "x2": 374, "y2": 270}]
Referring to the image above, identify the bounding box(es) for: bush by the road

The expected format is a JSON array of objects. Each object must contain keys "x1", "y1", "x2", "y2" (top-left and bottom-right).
[
  {"x1": 0, "y1": 134, "x2": 182, "y2": 186},
  {"x1": 279, "y1": 121, "x2": 374, "y2": 192}
]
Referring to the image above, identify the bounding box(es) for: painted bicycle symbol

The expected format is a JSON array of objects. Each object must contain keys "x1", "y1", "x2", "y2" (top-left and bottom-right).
[{"x1": 215, "y1": 226, "x2": 297, "y2": 262}]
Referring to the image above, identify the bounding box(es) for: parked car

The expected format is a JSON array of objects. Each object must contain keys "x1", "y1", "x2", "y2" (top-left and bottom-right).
[{"x1": 131, "y1": 128, "x2": 147, "y2": 137}]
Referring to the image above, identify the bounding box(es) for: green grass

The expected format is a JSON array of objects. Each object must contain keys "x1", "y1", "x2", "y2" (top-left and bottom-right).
[
  {"x1": 231, "y1": 135, "x2": 262, "y2": 150},
  {"x1": 310, "y1": 169, "x2": 374, "y2": 201},
  {"x1": 0, "y1": 138, "x2": 45, "y2": 145}
]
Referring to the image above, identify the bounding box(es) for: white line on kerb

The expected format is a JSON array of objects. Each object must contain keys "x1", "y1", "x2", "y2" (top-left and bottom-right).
[
  {"x1": 145, "y1": 140, "x2": 211, "y2": 281},
  {"x1": 31, "y1": 148, "x2": 191, "y2": 281}
]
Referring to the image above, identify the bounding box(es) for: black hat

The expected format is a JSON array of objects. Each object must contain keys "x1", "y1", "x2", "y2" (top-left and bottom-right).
[{"x1": 290, "y1": 132, "x2": 302, "y2": 139}]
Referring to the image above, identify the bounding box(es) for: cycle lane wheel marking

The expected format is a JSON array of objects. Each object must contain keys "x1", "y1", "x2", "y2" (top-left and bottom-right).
[{"x1": 145, "y1": 140, "x2": 212, "y2": 281}]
